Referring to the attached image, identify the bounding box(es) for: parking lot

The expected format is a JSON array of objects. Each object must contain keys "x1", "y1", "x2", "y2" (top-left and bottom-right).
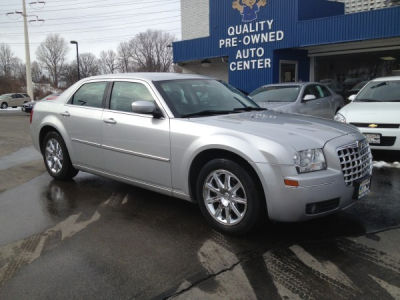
[{"x1": 0, "y1": 111, "x2": 400, "y2": 299}]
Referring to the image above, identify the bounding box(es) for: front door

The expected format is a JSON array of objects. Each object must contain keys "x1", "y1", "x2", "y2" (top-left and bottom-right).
[
  {"x1": 62, "y1": 81, "x2": 108, "y2": 169},
  {"x1": 101, "y1": 81, "x2": 171, "y2": 189},
  {"x1": 280, "y1": 60, "x2": 298, "y2": 83}
]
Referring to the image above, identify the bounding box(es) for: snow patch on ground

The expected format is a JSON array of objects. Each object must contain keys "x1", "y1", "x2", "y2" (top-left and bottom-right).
[
  {"x1": 373, "y1": 161, "x2": 400, "y2": 169},
  {"x1": 1, "y1": 107, "x2": 21, "y2": 111}
]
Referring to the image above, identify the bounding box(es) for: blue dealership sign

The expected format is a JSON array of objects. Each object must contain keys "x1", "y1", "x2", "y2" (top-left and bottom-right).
[{"x1": 173, "y1": 0, "x2": 400, "y2": 93}]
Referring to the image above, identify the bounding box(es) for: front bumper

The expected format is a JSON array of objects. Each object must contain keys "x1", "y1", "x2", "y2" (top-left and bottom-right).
[
  {"x1": 255, "y1": 133, "x2": 371, "y2": 222},
  {"x1": 358, "y1": 127, "x2": 400, "y2": 151}
]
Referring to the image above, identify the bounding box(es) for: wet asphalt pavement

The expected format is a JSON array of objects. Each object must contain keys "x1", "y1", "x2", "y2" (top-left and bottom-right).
[{"x1": 0, "y1": 113, "x2": 400, "y2": 299}]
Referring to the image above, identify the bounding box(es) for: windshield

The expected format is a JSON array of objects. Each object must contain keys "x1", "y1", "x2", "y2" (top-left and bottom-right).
[
  {"x1": 356, "y1": 80, "x2": 400, "y2": 102},
  {"x1": 249, "y1": 86, "x2": 300, "y2": 103},
  {"x1": 154, "y1": 79, "x2": 261, "y2": 118}
]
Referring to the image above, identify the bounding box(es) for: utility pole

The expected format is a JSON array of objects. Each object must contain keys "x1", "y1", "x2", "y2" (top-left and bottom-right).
[
  {"x1": 22, "y1": 0, "x2": 34, "y2": 100},
  {"x1": 70, "y1": 41, "x2": 80, "y2": 80},
  {"x1": 7, "y1": 1, "x2": 44, "y2": 100}
]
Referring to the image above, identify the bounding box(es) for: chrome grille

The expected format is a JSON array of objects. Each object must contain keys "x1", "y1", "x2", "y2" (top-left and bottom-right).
[{"x1": 337, "y1": 140, "x2": 373, "y2": 186}]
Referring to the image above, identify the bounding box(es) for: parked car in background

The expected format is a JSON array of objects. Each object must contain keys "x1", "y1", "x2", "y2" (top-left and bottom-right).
[
  {"x1": 22, "y1": 93, "x2": 60, "y2": 113},
  {"x1": 335, "y1": 76, "x2": 400, "y2": 151},
  {"x1": 31, "y1": 73, "x2": 372, "y2": 234},
  {"x1": 249, "y1": 83, "x2": 344, "y2": 119},
  {"x1": 344, "y1": 80, "x2": 369, "y2": 102},
  {"x1": 0, "y1": 93, "x2": 30, "y2": 109}
]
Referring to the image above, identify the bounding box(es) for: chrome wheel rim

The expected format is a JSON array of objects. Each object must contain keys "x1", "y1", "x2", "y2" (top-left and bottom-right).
[
  {"x1": 203, "y1": 169, "x2": 247, "y2": 226},
  {"x1": 45, "y1": 138, "x2": 63, "y2": 174}
]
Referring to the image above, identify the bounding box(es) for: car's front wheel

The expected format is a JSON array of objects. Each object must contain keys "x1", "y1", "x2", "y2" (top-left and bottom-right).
[
  {"x1": 43, "y1": 131, "x2": 79, "y2": 180},
  {"x1": 196, "y1": 159, "x2": 265, "y2": 234},
  {"x1": 1, "y1": 102, "x2": 8, "y2": 109}
]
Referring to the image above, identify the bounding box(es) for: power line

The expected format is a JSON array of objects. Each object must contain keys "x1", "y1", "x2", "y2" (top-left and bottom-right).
[
  {"x1": 3, "y1": 18, "x2": 180, "y2": 36},
  {"x1": 3, "y1": 27, "x2": 181, "y2": 45},
  {"x1": 2, "y1": 10, "x2": 180, "y2": 35},
  {"x1": 1, "y1": 14, "x2": 180, "y2": 33},
  {"x1": 0, "y1": 1, "x2": 180, "y2": 24}
]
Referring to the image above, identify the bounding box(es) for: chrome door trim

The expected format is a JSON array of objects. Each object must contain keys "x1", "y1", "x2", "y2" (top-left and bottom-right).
[
  {"x1": 102, "y1": 144, "x2": 170, "y2": 162},
  {"x1": 71, "y1": 138, "x2": 102, "y2": 148},
  {"x1": 71, "y1": 138, "x2": 170, "y2": 162}
]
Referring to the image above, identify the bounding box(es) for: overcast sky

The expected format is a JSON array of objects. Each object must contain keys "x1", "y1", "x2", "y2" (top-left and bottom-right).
[{"x1": 0, "y1": 0, "x2": 181, "y2": 62}]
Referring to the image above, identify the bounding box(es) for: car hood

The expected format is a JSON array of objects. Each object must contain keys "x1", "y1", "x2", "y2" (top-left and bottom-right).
[
  {"x1": 189, "y1": 110, "x2": 359, "y2": 151},
  {"x1": 257, "y1": 102, "x2": 294, "y2": 111},
  {"x1": 339, "y1": 102, "x2": 400, "y2": 123}
]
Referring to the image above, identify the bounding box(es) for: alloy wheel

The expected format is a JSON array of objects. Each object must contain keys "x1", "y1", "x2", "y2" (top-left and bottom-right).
[
  {"x1": 45, "y1": 138, "x2": 64, "y2": 174},
  {"x1": 203, "y1": 169, "x2": 247, "y2": 226}
]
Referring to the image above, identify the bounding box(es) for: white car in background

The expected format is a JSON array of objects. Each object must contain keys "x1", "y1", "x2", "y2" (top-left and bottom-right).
[{"x1": 335, "y1": 77, "x2": 400, "y2": 151}]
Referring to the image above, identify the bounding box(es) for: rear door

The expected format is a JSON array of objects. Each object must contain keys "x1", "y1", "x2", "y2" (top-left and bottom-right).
[
  {"x1": 101, "y1": 80, "x2": 171, "y2": 189},
  {"x1": 62, "y1": 81, "x2": 108, "y2": 169},
  {"x1": 315, "y1": 85, "x2": 334, "y2": 118}
]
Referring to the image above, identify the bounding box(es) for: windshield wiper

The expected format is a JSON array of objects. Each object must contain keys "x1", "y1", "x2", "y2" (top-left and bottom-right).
[
  {"x1": 181, "y1": 110, "x2": 237, "y2": 118},
  {"x1": 233, "y1": 107, "x2": 267, "y2": 112}
]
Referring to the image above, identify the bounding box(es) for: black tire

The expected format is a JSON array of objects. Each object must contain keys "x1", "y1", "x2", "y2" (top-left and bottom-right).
[
  {"x1": 1, "y1": 102, "x2": 8, "y2": 109},
  {"x1": 42, "y1": 131, "x2": 79, "y2": 180},
  {"x1": 196, "y1": 158, "x2": 266, "y2": 235}
]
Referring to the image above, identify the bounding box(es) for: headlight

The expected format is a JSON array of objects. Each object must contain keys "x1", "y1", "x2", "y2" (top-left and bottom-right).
[
  {"x1": 334, "y1": 113, "x2": 346, "y2": 123},
  {"x1": 293, "y1": 149, "x2": 326, "y2": 173}
]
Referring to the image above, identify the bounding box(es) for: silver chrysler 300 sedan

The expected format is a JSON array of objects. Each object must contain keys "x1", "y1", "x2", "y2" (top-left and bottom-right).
[{"x1": 30, "y1": 73, "x2": 373, "y2": 234}]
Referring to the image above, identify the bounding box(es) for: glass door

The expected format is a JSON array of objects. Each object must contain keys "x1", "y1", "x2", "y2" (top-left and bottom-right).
[{"x1": 279, "y1": 60, "x2": 298, "y2": 83}]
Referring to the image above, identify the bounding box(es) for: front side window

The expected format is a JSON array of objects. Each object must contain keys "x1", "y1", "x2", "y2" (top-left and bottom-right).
[
  {"x1": 356, "y1": 80, "x2": 400, "y2": 102},
  {"x1": 155, "y1": 79, "x2": 260, "y2": 118},
  {"x1": 319, "y1": 85, "x2": 332, "y2": 97},
  {"x1": 71, "y1": 82, "x2": 108, "y2": 108},
  {"x1": 250, "y1": 85, "x2": 300, "y2": 103},
  {"x1": 110, "y1": 82, "x2": 155, "y2": 112},
  {"x1": 303, "y1": 85, "x2": 320, "y2": 100}
]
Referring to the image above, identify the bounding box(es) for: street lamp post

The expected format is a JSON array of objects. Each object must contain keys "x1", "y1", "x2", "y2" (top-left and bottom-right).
[{"x1": 70, "y1": 41, "x2": 80, "y2": 81}]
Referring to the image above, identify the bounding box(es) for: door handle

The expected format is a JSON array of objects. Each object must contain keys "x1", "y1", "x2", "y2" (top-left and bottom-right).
[
  {"x1": 103, "y1": 118, "x2": 117, "y2": 125},
  {"x1": 61, "y1": 111, "x2": 70, "y2": 117}
]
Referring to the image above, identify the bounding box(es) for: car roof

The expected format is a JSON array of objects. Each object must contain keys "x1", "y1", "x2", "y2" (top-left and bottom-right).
[
  {"x1": 257, "y1": 82, "x2": 321, "y2": 89},
  {"x1": 371, "y1": 76, "x2": 400, "y2": 82},
  {"x1": 85, "y1": 72, "x2": 213, "y2": 82}
]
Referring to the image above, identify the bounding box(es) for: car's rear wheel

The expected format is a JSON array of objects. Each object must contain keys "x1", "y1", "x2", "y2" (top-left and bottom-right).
[
  {"x1": 43, "y1": 131, "x2": 79, "y2": 180},
  {"x1": 1, "y1": 102, "x2": 8, "y2": 109},
  {"x1": 196, "y1": 159, "x2": 265, "y2": 235}
]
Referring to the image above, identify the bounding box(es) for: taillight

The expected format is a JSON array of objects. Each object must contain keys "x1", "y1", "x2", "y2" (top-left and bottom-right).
[{"x1": 30, "y1": 107, "x2": 33, "y2": 124}]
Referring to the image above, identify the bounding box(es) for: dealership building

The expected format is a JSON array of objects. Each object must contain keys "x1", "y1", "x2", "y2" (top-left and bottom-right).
[{"x1": 172, "y1": 0, "x2": 400, "y2": 94}]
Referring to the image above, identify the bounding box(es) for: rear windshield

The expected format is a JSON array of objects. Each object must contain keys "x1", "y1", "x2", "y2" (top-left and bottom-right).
[
  {"x1": 356, "y1": 80, "x2": 400, "y2": 102},
  {"x1": 250, "y1": 86, "x2": 300, "y2": 103}
]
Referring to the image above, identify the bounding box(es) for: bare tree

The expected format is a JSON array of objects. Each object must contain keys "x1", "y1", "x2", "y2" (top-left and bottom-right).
[
  {"x1": 99, "y1": 50, "x2": 118, "y2": 74},
  {"x1": 129, "y1": 30, "x2": 175, "y2": 72},
  {"x1": 36, "y1": 34, "x2": 68, "y2": 88},
  {"x1": 117, "y1": 41, "x2": 133, "y2": 73},
  {"x1": 78, "y1": 53, "x2": 100, "y2": 78},
  {"x1": 0, "y1": 43, "x2": 19, "y2": 77},
  {"x1": 31, "y1": 61, "x2": 43, "y2": 83}
]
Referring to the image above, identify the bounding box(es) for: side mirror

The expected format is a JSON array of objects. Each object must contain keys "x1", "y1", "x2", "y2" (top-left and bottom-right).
[
  {"x1": 131, "y1": 101, "x2": 163, "y2": 118},
  {"x1": 303, "y1": 94, "x2": 316, "y2": 101},
  {"x1": 348, "y1": 94, "x2": 356, "y2": 102}
]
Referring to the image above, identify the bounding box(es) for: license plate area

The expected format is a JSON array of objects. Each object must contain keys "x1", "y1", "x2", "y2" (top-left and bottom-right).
[
  {"x1": 364, "y1": 133, "x2": 381, "y2": 145},
  {"x1": 353, "y1": 177, "x2": 371, "y2": 200}
]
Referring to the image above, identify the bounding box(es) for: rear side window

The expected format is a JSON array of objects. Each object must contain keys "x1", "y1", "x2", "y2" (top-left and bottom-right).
[
  {"x1": 71, "y1": 82, "x2": 107, "y2": 108},
  {"x1": 110, "y1": 82, "x2": 155, "y2": 113}
]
